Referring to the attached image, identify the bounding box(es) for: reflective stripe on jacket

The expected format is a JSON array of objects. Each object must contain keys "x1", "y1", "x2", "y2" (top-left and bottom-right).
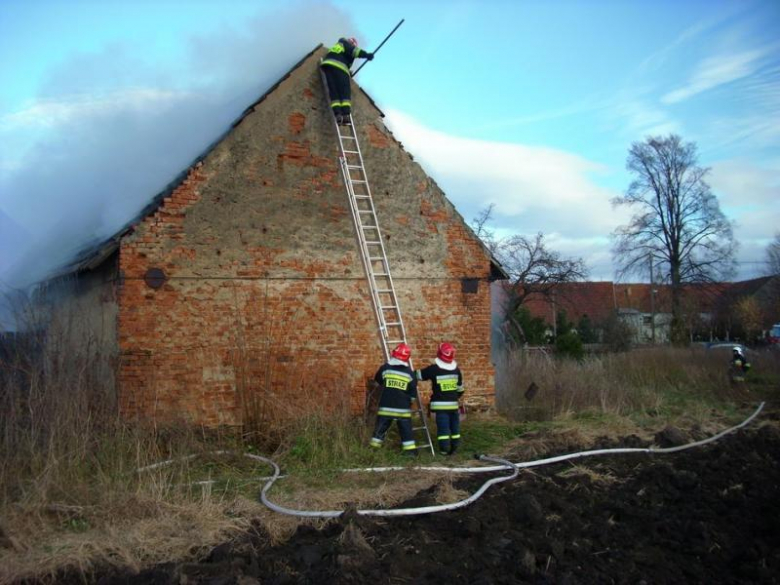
[
  {"x1": 320, "y1": 38, "x2": 368, "y2": 75},
  {"x1": 417, "y1": 363, "x2": 464, "y2": 412},
  {"x1": 374, "y1": 362, "x2": 417, "y2": 417}
]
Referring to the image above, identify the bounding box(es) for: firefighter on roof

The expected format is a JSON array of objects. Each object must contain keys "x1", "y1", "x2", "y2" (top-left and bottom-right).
[
  {"x1": 370, "y1": 343, "x2": 418, "y2": 455},
  {"x1": 320, "y1": 37, "x2": 374, "y2": 125},
  {"x1": 417, "y1": 343, "x2": 464, "y2": 456}
]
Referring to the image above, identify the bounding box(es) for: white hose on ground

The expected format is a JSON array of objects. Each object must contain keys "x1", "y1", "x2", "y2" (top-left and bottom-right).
[
  {"x1": 250, "y1": 452, "x2": 519, "y2": 518},
  {"x1": 136, "y1": 402, "x2": 765, "y2": 517},
  {"x1": 344, "y1": 401, "x2": 767, "y2": 476}
]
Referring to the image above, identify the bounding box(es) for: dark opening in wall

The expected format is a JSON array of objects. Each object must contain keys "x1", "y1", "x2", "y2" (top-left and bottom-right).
[
  {"x1": 461, "y1": 278, "x2": 479, "y2": 294},
  {"x1": 144, "y1": 268, "x2": 167, "y2": 289}
]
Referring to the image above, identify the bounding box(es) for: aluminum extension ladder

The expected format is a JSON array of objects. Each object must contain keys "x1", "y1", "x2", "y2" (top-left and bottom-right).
[{"x1": 320, "y1": 77, "x2": 434, "y2": 455}]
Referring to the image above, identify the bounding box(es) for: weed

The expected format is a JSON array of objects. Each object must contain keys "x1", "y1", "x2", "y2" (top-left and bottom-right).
[{"x1": 494, "y1": 346, "x2": 776, "y2": 427}]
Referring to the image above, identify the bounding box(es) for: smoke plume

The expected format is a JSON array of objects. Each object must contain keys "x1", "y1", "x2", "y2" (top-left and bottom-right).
[{"x1": 0, "y1": 2, "x2": 355, "y2": 301}]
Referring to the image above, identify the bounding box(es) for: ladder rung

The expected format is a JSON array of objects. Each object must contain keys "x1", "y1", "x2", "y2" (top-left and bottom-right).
[
  {"x1": 351, "y1": 180, "x2": 367, "y2": 184},
  {"x1": 385, "y1": 322, "x2": 401, "y2": 327},
  {"x1": 377, "y1": 289, "x2": 393, "y2": 293},
  {"x1": 343, "y1": 150, "x2": 359, "y2": 154},
  {"x1": 380, "y1": 305, "x2": 397, "y2": 310},
  {"x1": 362, "y1": 226, "x2": 378, "y2": 230},
  {"x1": 366, "y1": 241, "x2": 382, "y2": 245},
  {"x1": 355, "y1": 195, "x2": 370, "y2": 199},
  {"x1": 374, "y1": 272, "x2": 389, "y2": 276},
  {"x1": 339, "y1": 135, "x2": 356, "y2": 140},
  {"x1": 346, "y1": 164, "x2": 363, "y2": 169},
  {"x1": 358, "y1": 210, "x2": 373, "y2": 214}
]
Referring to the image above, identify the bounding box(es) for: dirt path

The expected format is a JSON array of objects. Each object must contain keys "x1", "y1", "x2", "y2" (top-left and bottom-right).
[{"x1": 62, "y1": 423, "x2": 780, "y2": 584}]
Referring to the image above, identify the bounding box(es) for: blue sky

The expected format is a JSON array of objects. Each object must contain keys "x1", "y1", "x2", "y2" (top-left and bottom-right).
[{"x1": 1, "y1": 0, "x2": 778, "y2": 292}]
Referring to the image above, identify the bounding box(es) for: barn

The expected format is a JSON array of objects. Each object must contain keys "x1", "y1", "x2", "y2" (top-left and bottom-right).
[{"x1": 41, "y1": 46, "x2": 506, "y2": 426}]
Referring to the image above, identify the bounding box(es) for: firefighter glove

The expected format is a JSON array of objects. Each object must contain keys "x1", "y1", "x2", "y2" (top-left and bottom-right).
[{"x1": 365, "y1": 52, "x2": 374, "y2": 60}]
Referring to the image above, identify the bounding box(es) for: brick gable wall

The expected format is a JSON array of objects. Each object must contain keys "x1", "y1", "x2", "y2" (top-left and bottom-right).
[{"x1": 117, "y1": 51, "x2": 496, "y2": 425}]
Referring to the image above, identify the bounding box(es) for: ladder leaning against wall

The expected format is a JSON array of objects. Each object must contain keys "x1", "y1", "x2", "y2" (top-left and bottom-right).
[{"x1": 319, "y1": 70, "x2": 435, "y2": 455}]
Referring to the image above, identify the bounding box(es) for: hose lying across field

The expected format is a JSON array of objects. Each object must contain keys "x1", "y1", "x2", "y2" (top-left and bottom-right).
[{"x1": 138, "y1": 402, "x2": 765, "y2": 518}]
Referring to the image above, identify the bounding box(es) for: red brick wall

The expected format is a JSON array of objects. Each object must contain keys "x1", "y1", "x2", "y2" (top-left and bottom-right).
[{"x1": 117, "y1": 51, "x2": 496, "y2": 425}]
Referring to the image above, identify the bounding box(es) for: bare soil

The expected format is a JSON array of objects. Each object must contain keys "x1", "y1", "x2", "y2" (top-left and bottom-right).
[{"x1": 52, "y1": 420, "x2": 780, "y2": 585}]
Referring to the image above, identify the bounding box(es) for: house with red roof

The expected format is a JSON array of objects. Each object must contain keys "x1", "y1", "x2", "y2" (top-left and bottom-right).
[{"x1": 496, "y1": 275, "x2": 779, "y2": 345}]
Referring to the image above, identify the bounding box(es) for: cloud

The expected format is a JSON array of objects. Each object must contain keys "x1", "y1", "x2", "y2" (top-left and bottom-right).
[
  {"x1": 662, "y1": 46, "x2": 771, "y2": 104},
  {"x1": 709, "y1": 158, "x2": 779, "y2": 278},
  {"x1": 384, "y1": 109, "x2": 624, "y2": 232},
  {"x1": 0, "y1": 2, "x2": 354, "y2": 291},
  {"x1": 610, "y1": 98, "x2": 680, "y2": 139},
  {"x1": 383, "y1": 109, "x2": 629, "y2": 276},
  {"x1": 0, "y1": 89, "x2": 188, "y2": 131},
  {"x1": 472, "y1": 98, "x2": 609, "y2": 133},
  {"x1": 709, "y1": 158, "x2": 780, "y2": 211},
  {"x1": 633, "y1": 9, "x2": 739, "y2": 78}
]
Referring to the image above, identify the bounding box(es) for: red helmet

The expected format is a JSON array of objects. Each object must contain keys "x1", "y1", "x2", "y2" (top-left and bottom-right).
[
  {"x1": 347, "y1": 37, "x2": 358, "y2": 47},
  {"x1": 437, "y1": 342, "x2": 456, "y2": 363},
  {"x1": 391, "y1": 343, "x2": 411, "y2": 362}
]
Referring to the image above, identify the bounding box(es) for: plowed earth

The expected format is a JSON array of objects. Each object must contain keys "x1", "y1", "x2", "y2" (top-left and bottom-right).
[{"x1": 62, "y1": 421, "x2": 780, "y2": 585}]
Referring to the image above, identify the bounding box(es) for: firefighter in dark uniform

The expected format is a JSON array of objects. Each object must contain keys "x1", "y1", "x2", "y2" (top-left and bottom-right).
[
  {"x1": 370, "y1": 343, "x2": 418, "y2": 455},
  {"x1": 730, "y1": 346, "x2": 751, "y2": 382},
  {"x1": 320, "y1": 37, "x2": 373, "y2": 124},
  {"x1": 417, "y1": 343, "x2": 464, "y2": 456}
]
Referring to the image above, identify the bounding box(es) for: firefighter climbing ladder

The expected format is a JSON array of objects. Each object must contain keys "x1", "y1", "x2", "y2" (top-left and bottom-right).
[{"x1": 320, "y1": 76, "x2": 434, "y2": 455}]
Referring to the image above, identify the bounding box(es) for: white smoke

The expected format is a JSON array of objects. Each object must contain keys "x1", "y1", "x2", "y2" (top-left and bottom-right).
[{"x1": 0, "y1": 2, "x2": 356, "y2": 297}]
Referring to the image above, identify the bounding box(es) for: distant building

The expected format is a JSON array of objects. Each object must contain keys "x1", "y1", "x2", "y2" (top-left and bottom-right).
[{"x1": 497, "y1": 275, "x2": 780, "y2": 345}]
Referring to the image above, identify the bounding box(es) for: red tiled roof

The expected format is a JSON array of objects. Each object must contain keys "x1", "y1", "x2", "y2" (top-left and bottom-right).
[
  {"x1": 512, "y1": 278, "x2": 775, "y2": 326},
  {"x1": 522, "y1": 282, "x2": 616, "y2": 324}
]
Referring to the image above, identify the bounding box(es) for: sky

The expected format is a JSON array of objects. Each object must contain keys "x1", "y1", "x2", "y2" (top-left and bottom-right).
[{"x1": 1, "y1": 0, "x2": 779, "y2": 298}]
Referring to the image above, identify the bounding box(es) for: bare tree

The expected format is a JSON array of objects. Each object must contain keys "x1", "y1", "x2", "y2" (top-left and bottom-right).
[
  {"x1": 612, "y1": 134, "x2": 736, "y2": 344},
  {"x1": 472, "y1": 204, "x2": 498, "y2": 254},
  {"x1": 473, "y1": 207, "x2": 588, "y2": 343},
  {"x1": 766, "y1": 232, "x2": 780, "y2": 276},
  {"x1": 498, "y1": 233, "x2": 588, "y2": 305}
]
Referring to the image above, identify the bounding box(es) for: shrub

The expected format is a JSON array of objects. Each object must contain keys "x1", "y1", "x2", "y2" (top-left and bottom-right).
[
  {"x1": 512, "y1": 306, "x2": 548, "y2": 345},
  {"x1": 602, "y1": 313, "x2": 633, "y2": 352},
  {"x1": 555, "y1": 330, "x2": 584, "y2": 360},
  {"x1": 577, "y1": 314, "x2": 599, "y2": 343}
]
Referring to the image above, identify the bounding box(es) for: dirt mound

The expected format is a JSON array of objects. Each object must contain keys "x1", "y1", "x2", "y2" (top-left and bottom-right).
[{"x1": 54, "y1": 425, "x2": 780, "y2": 584}]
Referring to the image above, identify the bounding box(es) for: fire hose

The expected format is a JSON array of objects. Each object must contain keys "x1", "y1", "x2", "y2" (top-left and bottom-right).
[{"x1": 137, "y1": 402, "x2": 765, "y2": 518}]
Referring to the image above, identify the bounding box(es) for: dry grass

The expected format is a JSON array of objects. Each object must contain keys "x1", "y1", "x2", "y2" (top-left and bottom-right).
[
  {"x1": 432, "y1": 475, "x2": 469, "y2": 504},
  {"x1": 0, "y1": 298, "x2": 361, "y2": 582},
  {"x1": 0, "y1": 303, "x2": 436, "y2": 583},
  {"x1": 495, "y1": 346, "x2": 777, "y2": 424},
  {"x1": 0, "y1": 496, "x2": 248, "y2": 583},
  {"x1": 3, "y1": 294, "x2": 776, "y2": 582},
  {"x1": 557, "y1": 464, "x2": 619, "y2": 485},
  {"x1": 271, "y1": 470, "x2": 447, "y2": 513}
]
